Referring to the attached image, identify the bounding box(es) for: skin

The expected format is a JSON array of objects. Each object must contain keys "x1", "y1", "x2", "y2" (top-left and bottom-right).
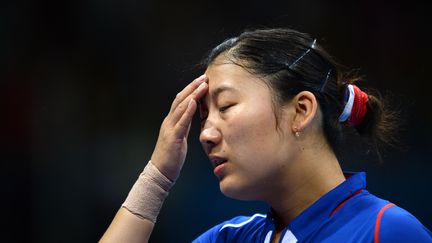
[
  {"x1": 101, "y1": 55, "x2": 346, "y2": 243},
  {"x1": 200, "y1": 59, "x2": 298, "y2": 201}
]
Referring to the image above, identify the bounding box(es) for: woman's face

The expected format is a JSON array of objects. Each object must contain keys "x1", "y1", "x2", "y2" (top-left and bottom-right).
[{"x1": 199, "y1": 58, "x2": 298, "y2": 201}]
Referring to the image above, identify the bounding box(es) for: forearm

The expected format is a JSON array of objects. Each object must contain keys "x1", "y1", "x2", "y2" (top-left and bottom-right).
[
  {"x1": 100, "y1": 161, "x2": 174, "y2": 243},
  {"x1": 100, "y1": 207, "x2": 154, "y2": 243}
]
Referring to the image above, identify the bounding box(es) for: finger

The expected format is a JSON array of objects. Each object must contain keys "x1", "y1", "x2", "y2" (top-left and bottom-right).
[
  {"x1": 185, "y1": 121, "x2": 192, "y2": 139},
  {"x1": 174, "y1": 98, "x2": 197, "y2": 138},
  {"x1": 170, "y1": 81, "x2": 208, "y2": 124},
  {"x1": 169, "y1": 74, "x2": 207, "y2": 113},
  {"x1": 191, "y1": 81, "x2": 209, "y2": 103}
]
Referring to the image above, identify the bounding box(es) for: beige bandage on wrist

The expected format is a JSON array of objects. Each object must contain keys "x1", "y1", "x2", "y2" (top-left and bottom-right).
[{"x1": 122, "y1": 161, "x2": 174, "y2": 223}]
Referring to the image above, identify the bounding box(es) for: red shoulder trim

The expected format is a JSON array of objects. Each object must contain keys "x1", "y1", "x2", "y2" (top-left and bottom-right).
[{"x1": 374, "y1": 203, "x2": 396, "y2": 243}]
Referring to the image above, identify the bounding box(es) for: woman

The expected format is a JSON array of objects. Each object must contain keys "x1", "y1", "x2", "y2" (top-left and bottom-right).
[{"x1": 100, "y1": 28, "x2": 431, "y2": 242}]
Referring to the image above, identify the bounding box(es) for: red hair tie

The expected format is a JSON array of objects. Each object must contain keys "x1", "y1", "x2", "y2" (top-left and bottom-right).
[
  {"x1": 348, "y1": 85, "x2": 369, "y2": 126},
  {"x1": 338, "y1": 84, "x2": 369, "y2": 126}
]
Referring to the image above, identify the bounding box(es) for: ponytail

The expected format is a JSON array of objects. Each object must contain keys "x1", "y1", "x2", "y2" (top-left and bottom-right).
[{"x1": 338, "y1": 81, "x2": 398, "y2": 148}]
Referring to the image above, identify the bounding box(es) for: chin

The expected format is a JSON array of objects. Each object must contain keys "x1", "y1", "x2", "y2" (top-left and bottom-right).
[{"x1": 219, "y1": 178, "x2": 260, "y2": 201}]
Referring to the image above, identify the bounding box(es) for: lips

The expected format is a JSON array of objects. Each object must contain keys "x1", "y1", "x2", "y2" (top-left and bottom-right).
[{"x1": 209, "y1": 155, "x2": 228, "y2": 168}]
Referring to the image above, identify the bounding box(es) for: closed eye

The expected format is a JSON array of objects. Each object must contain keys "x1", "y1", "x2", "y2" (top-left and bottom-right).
[{"x1": 219, "y1": 104, "x2": 235, "y2": 113}]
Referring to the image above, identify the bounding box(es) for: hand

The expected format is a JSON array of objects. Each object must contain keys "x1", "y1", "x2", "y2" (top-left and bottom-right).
[{"x1": 150, "y1": 75, "x2": 208, "y2": 181}]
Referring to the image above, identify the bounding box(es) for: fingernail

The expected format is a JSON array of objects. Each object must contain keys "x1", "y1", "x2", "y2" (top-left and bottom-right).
[{"x1": 195, "y1": 74, "x2": 206, "y2": 83}]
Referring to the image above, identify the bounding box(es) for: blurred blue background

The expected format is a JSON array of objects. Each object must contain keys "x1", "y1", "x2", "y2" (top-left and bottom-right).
[{"x1": 2, "y1": 0, "x2": 431, "y2": 242}]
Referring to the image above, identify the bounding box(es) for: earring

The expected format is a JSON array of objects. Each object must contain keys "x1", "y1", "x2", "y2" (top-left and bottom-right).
[{"x1": 293, "y1": 127, "x2": 300, "y2": 137}]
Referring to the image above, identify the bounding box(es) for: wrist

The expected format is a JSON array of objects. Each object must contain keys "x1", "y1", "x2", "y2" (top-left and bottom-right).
[{"x1": 122, "y1": 161, "x2": 175, "y2": 223}]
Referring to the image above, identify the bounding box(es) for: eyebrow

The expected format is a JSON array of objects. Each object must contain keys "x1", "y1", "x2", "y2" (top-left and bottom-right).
[{"x1": 210, "y1": 85, "x2": 237, "y2": 98}]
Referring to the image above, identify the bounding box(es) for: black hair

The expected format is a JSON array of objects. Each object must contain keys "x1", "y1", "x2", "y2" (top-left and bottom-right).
[{"x1": 202, "y1": 28, "x2": 397, "y2": 154}]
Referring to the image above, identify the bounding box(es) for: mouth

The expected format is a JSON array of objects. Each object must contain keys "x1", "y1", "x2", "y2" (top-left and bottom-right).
[{"x1": 209, "y1": 155, "x2": 228, "y2": 169}]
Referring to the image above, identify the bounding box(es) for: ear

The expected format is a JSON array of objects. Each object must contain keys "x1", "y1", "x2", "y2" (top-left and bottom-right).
[{"x1": 291, "y1": 91, "x2": 318, "y2": 133}]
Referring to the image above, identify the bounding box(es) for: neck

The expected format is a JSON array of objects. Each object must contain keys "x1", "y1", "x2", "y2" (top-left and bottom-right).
[{"x1": 267, "y1": 144, "x2": 345, "y2": 229}]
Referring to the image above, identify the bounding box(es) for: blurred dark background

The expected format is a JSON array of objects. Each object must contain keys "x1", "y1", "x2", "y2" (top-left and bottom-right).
[{"x1": 2, "y1": 0, "x2": 431, "y2": 242}]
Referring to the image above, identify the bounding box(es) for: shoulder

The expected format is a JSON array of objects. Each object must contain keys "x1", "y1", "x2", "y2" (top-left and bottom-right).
[
  {"x1": 377, "y1": 204, "x2": 432, "y2": 243},
  {"x1": 192, "y1": 213, "x2": 267, "y2": 243}
]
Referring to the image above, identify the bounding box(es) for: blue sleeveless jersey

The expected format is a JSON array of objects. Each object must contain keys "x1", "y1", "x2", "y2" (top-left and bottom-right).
[{"x1": 193, "y1": 172, "x2": 432, "y2": 242}]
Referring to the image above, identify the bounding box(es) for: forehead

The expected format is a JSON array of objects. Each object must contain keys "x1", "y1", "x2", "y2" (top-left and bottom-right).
[{"x1": 203, "y1": 61, "x2": 270, "y2": 101}]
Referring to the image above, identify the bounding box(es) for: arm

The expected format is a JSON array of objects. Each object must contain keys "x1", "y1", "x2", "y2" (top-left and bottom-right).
[
  {"x1": 100, "y1": 208, "x2": 154, "y2": 243},
  {"x1": 100, "y1": 75, "x2": 209, "y2": 243}
]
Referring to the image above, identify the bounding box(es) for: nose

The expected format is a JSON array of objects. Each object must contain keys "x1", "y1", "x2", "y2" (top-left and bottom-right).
[{"x1": 199, "y1": 121, "x2": 222, "y2": 154}]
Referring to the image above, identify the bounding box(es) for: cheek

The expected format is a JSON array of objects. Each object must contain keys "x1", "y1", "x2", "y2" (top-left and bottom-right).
[{"x1": 226, "y1": 106, "x2": 278, "y2": 151}]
